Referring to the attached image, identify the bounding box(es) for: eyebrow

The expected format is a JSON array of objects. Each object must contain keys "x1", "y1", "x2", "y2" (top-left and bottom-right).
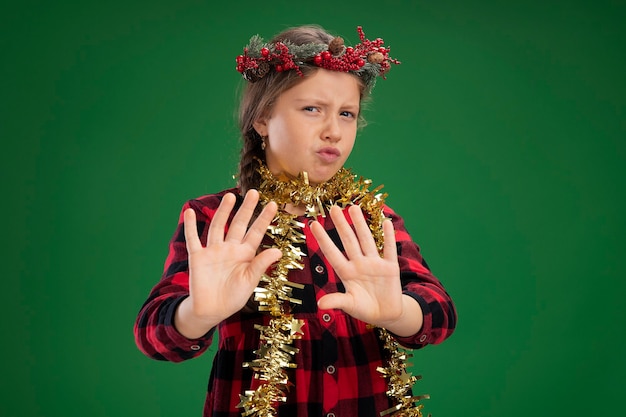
[{"x1": 292, "y1": 98, "x2": 360, "y2": 110}]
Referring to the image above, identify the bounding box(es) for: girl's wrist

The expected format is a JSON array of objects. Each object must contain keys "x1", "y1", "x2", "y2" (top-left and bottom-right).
[{"x1": 378, "y1": 295, "x2": 423, "y2": 337}]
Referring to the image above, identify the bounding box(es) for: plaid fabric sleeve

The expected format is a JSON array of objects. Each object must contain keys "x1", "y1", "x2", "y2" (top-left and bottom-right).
[
  {"x1": 134, "y1": 190, "x2": 237, "y2": 362},
  {"x1": 383, "y1": 205, "x2": 457, "y2": 349}
]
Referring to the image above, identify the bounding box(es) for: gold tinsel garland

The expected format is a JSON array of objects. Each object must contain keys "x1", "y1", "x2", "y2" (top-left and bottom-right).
[{"x1": 236, "y1": 163, "x2": 429, "y2": 417}]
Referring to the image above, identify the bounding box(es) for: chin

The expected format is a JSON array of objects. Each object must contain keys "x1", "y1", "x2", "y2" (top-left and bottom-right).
[
  {"x1": 297, "y1": 165, "x2": 342, "y2": 185},
  {"x1": 308, "y1": 173, "x2": 335, "y2": 185}
]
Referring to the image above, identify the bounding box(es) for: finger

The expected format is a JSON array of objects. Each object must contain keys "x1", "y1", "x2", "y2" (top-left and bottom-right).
[
  {"x1": 318, "y1": 292, "x2": 352, "y2": 313},
  {"x1": 347, "y1": 205, "x2": 380, "y2": 256},
  {"x1": 243, "y1": 201, "x2": 277, "y2": 247},
  {"x1": 207, "y1": 193, "x2": 236, "y2": 245},
  {"x1": 247, "y1": 247, "x2": 283, "y2": 284},
  {"x1": 183, "y1": 208, "x2": 202, "y2": 253},
  {"x1": 329, "y1": 205, "x2": 363, "y2": 260},
  {"x1": 310, "y1": 220, "x2": 348, "y2": 269},
  {"x1": 226, "y1": 189, "x2": 260, "y2": 242},
  {"x1": 382, "y1": 218, "x2": 398, "y2": 262}
]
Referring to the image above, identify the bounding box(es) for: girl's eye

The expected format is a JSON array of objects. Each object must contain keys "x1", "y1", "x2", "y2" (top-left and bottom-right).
[
  {"x1": 340, "y1": 111, "x2": 356, "y2": 118},
  {"x1": 303, "y1": 106, "x2": 318, "y2": 112}
]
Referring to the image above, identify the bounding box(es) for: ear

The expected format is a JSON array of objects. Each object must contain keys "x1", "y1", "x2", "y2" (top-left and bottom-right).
[{"x1": 253, "y1": 117, "x2": 268, "y2": 137}]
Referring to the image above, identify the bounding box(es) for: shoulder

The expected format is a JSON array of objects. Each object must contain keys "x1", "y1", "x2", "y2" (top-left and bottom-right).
[
  {"x1": 182, "y1": 187, "x2": 241, "y2": 216},
  {"x1": 382, "y1": 203, "x2": 412, "y2": 234},
  {"x1": 188, "y1": 187, "x2": 240, "y2": 206},
  {"x1": 382, "y1": 203, "x2": 402, "y2": 221}
]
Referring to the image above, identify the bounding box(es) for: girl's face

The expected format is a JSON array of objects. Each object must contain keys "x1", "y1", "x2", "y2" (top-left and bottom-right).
[{"x1": 253, "y1": 69, "x2": 361, "y2": 185}]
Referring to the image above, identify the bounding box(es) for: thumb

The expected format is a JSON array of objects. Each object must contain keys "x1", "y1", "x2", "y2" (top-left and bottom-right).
[
  {"x1": 248, "y1": 248, "x2": 283, "y2": 281},
  {"x1": 317, "y1": 293, "x2": 349, "y2": 312}
]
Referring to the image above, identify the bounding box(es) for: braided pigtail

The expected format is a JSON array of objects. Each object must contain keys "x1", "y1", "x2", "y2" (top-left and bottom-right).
[{"x1": 238, "y1": 129, "x2": 264, "y2": 193}]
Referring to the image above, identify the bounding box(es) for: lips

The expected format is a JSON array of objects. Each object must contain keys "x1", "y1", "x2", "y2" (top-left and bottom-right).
[{"x1": 316, "y1": 147, "x2": 341, "y2": 163}]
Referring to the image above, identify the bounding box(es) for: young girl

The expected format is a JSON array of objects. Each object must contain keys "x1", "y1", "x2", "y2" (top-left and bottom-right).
[{"x1": 134, "y1": 25, "x2": 456, "y2": 417}]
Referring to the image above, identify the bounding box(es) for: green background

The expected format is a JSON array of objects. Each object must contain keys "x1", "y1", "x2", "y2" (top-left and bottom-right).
[{"x1": 2, "y1": 0, "x2": 625, "y2": 416}]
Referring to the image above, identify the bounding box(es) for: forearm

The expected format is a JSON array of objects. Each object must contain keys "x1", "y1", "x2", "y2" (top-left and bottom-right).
[
  {"x1": 385, "y1": 207, "x2": 457, "y2": 346},
  {"x1": 134, "y1": 292, "x2": 215, "y2": 361}
]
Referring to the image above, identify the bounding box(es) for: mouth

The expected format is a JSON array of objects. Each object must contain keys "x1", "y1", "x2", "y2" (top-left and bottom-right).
[{"x1": 316, "y1": 147, "x2": 341, "y2": 163}]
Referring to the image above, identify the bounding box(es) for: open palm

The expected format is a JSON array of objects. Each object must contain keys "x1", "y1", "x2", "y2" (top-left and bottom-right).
[
  {"x1": 310, "y1": 205, "x2": 403, "y2": 327},
  {"x1": 183, "y1": 190, "x2": 282, "y2": 323}
]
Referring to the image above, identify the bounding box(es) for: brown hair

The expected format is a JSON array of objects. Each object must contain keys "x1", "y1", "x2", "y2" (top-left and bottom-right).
[{"x1": 236, "y1": 25, "x2": 367, "y2": 193}]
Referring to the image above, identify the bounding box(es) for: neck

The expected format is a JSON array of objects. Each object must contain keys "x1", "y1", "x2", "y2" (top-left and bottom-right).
[{"x1": 284, "y1": 203, "x2": 306, "y2": 216}]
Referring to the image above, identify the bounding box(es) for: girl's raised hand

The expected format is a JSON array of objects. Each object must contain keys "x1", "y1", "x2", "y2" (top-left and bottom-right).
[
  {"x1": 177, "y1": 190, "x2": 282, "y2": 337},
  {"x1": 311, "y1": 205, "x2": 420, "y2": 335}
]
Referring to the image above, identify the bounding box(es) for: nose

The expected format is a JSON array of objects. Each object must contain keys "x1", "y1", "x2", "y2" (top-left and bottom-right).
[{"x1": 322, "y1": 115, "x2": 341, "y2": 142}]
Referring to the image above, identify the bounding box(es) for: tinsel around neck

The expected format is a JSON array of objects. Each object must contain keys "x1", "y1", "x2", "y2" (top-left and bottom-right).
[{"x1": 256, "y1": 162, "x2": 387, "y2": 221}]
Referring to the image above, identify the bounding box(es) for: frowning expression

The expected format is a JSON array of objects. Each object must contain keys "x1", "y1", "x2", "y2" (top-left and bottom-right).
[{"x1": 254, "y1": 69, "x2": 361, "y2": 185}]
